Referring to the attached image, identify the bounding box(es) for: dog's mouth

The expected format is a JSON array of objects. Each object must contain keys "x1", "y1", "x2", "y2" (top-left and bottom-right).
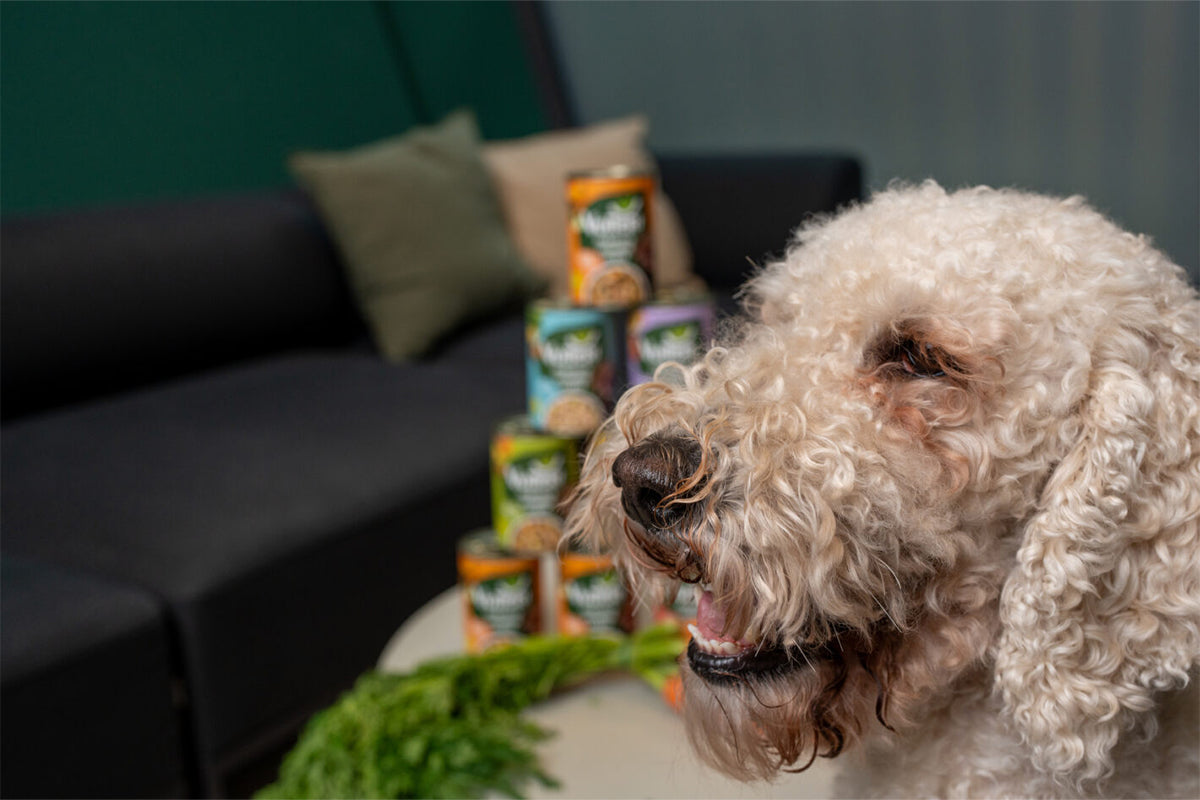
[{"x1": 686, "y1": 588, "x2": 834, "y2": 683}]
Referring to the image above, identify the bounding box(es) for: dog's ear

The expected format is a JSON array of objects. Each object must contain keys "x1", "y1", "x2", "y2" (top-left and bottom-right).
[{"x1": 995, "y1": 317, "x2": 1200, "y2": 786}]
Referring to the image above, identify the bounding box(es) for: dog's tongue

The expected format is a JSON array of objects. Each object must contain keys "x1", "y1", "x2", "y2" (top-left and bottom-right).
[{"x1": 697, "y1": 589, "x2": 733, "y2": 641}]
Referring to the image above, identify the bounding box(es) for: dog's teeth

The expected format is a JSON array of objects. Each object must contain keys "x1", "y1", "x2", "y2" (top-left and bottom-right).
[{"x1": 688, "y1": 623, "x2": 754, "y2": 656}]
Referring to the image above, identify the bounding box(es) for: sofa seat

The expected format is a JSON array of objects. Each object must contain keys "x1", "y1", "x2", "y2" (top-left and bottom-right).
[
  {"x1": 1, "y1": 556, "x2": 187, "y2": 798},
  {"x1": 1, "y1": 316, "x2": 526, "y2": 791}
]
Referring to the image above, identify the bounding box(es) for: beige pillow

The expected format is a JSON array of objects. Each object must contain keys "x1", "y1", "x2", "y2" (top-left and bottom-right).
[
  {"x1": 483, "y1": 117, "x2": 698, "y2": 299},
  {"x1": 290, "y1": 111, "x2": 545, "y2": 361}
]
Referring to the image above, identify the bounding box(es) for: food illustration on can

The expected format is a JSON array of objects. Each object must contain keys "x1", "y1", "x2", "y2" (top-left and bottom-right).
[
  {"x1": 557, "y1": 549, "x2": 634, "y2": 635},
  {"x1": 567, "y1": 168, "x2": 655, "y2": 307},
  {"x1": 457, "y1": 531, "x2": 541, "y2": 652},
  {"x1": 526, "y1": 302, "x2": 619, "y2": 437},
  {"x1": 490, "y1": 417, "x2": 580, "y2": 552},
  {"x1": 626, "y1": 297, "x2": 715, "y2": 386}
]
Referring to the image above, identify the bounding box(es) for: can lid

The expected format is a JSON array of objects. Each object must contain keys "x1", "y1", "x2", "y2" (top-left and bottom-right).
[
  {"x1": 526, "y1": 299, "x2": 620, "y2": 326},
  {"x1": 561, "y1": 539, "x2": 615, "y2": 558},
  {"x1": 494, "y1": 414, "x2": 538, "y2": 437},
  {"x1": 495, "y1": 414, "x2": 586, "y2": 445},
  {"x1": 567, "y1": 165, "x2": 657, "y2": 181},
  {"x1": 458, "y1": 529, "x2": 509, "y2": 557},
  {"x1": 647, "y1": 287, "x2": 715, "y2": 307}
]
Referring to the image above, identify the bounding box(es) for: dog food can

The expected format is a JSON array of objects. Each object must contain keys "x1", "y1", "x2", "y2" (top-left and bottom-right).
[
  {"x1": 626, "y1": 295, "x2": 716, "y2": 386},
  {"x1": 567, "y1": 167, "x2": 656, "y2": 307},
  {"x1": 526, "y1": 301, "x2": 621, "y2": 437},
  {"x1": 457, "y1": 530, "x2": 541, "y2": 653},
  {"x1": 490, "y1": 416, "x2": 581, "y2": 552},
  {"x1": 557, "y1": 548, "x2": 635, "y2": 635}
]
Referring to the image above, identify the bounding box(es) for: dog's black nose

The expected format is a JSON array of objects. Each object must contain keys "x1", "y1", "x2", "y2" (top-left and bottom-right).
[{"x1": 611, "y1": 434, "x2": 703, "y2": 532}]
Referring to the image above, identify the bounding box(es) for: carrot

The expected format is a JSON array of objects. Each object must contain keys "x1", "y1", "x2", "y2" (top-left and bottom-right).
[{"x1": 661, "y1": 672, "x2": 685, "y2": 713}]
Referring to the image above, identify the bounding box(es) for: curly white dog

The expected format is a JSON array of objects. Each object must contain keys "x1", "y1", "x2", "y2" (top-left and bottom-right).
[{"x1": 566, "y1": 182, "x2": 1199, "y2": 798}]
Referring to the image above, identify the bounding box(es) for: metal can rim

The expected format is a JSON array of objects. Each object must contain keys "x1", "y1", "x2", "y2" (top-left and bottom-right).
[
  {"x1": 493, "y1": 414, "x2": 540, "y2": 438},
  {"x1": 567, "y1": 165, "x2": 657, "y2": 181},
  {"x1": 458, "y1": 528, "x2": 515, "y2": 558},
  {"x1": 642, "y1": 288, "x2": 715, "y2": 308}
]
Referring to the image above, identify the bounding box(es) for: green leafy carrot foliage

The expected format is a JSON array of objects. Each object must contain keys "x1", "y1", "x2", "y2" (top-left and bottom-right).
[{"x1": 256, "y1": 625, "x2": 684, "y2": 799}]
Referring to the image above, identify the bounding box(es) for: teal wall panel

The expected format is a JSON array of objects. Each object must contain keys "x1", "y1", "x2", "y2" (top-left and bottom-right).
[
  {"x1": 1, "y1": 1, "x2": 546, "y2": 214},
  {"x1": 385, "y1": 1, "x2": 546, "y2": 139}
]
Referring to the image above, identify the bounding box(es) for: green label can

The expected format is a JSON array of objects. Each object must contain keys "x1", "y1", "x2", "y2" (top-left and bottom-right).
[{"x1": 490, "y1": 416, "x2": 580, "y2": 552}]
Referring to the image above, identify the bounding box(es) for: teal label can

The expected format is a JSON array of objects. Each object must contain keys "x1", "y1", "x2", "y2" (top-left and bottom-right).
[{"x1": 525, "y1": 301, "x2": 621, "y2": 437}]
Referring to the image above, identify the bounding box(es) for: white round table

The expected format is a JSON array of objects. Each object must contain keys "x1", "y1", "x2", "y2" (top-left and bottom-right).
[{"x1": 378, "y1": 587, "x2": 838, "y2": 799}]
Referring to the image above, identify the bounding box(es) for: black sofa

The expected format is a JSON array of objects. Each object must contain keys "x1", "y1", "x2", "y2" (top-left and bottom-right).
[{"x1": 0, "y1": 153, "x2": 862, "y2": 798}]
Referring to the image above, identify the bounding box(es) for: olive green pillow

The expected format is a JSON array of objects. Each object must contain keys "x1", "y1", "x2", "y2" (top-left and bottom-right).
[{"x1": 289, "y1": 111, "x2": 545, "y2": 360}]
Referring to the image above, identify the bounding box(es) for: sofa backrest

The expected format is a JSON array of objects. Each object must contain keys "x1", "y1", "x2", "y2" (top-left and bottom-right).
[
  {"x1": 1, "y1": 190, "x2": 364, "y2": 420},
  {"x1": 657, "y1": 154, "x2": 863, "y2": 291},
  {"x1": 1, "y1": 155, "x2": 863, "y2": 421}
]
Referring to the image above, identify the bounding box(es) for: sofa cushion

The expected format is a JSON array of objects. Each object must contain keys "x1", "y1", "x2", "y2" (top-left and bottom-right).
[
  {"x1": 0, "y1": 189, "x2": 363, "y2": 421},
  {"x1": 0, "y1": 329, "x2": 526, "y2": 779},
  {"x1": 1, "y1": 556, "x2": 187, "y2": 798},
  {"x1": 290, "y1": 111, "x2": 545, "y2": 362},
  {"x1": 483, "y1": 116, "x2": 698, "y2": 299}
]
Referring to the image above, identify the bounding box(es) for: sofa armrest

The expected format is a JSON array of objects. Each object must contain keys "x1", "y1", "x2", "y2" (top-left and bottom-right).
[
  {"x1": 0, "y1": 555, "x2": 187, "y2": 797},
  {"x1": 656, "y1": 154, "x2": 863, "y2": 292}
]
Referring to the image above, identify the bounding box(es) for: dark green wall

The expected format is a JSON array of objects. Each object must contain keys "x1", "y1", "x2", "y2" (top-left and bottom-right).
[{"x1": 1, "y1": 1, "x2": 546, "y2": 214}]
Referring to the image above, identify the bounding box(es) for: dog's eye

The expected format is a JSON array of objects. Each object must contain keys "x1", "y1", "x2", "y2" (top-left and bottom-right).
[
  {"x1": 894, "y1": 339, "x2": 947, "y2": 379},
  {"x1": 866, "y1": 328, "x2": 960, "y2": 381}
]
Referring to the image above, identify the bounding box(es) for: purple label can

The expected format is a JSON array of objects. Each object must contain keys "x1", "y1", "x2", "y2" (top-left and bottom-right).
[{"x1": 626, "y1": 296, "x2": 715, "y2": 385}]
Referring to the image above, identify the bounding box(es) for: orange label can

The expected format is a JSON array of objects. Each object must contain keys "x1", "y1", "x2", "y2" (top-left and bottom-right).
[
  {"x1": 566, "y1": 167, "x2": 655, "y2": 307},
  {"x1": 457, "y1": 530, "x2": 541, "y2": 652},
  {"x1": 557, "y1": 549, "x2": 634, "y2": 635}
]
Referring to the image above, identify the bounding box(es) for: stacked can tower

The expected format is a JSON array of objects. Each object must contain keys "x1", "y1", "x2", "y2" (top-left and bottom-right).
[{"x1": 458, "y1": 165, "x2": 714, "y2": 652}]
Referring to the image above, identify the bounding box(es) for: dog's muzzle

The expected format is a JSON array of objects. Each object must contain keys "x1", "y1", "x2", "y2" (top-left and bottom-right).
[{"x1": 611, "y1": 433, "x2": 706, "y2": 582}]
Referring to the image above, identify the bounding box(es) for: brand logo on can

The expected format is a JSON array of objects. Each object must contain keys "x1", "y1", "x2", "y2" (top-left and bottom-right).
[
  {"x1": 471, "y1": 574, "x2": 534, "y2": 633},
  {"x1": 579, "y1": 195, "x2": 646, "y2": 257},
  {"x1": 565, "y1": 571, "x2": 626, "y2": 630},
  {"x1": 638, "y1": 321, "x2": 703, "y2": 373},
  {"x1": 503, "y1": 452, "x2": 567, "y2": 512},
  {"x1": 540, "y1": 326, "x2": 604, "y2": 388}
]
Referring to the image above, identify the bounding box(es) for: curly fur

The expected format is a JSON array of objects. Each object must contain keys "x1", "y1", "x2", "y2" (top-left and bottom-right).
[{"x1": 565, "y1": 182, "x2": 1200, "y2": 797}]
